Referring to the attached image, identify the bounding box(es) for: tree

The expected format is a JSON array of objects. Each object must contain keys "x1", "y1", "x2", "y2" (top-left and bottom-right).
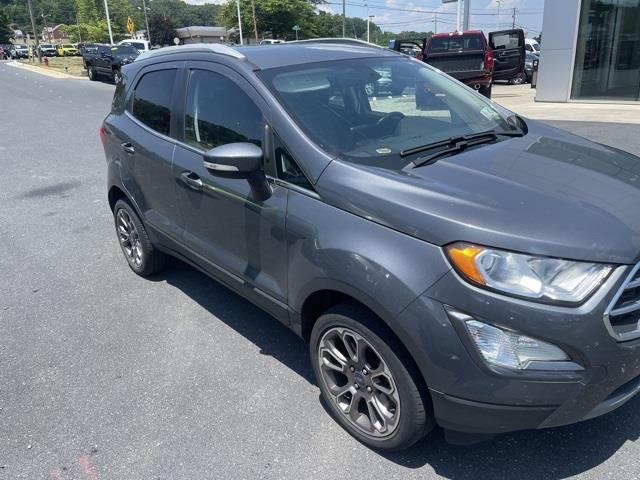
[
  {"x1": 149, "y1": 14, "x2": 176, "y2": 46},
  {"x1": 0, "y1": 10, "x2": 12, "y2": 43},
  {"x1": 221, "y1": 0, "x2": 316, "y2": 42}
]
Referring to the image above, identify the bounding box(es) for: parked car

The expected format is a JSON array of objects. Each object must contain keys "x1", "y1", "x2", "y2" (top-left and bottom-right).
[
  {"x1": 37, "y1": 43, "x2": 57, "y2": 57},
  {"x1": 525, "y1": 38, "x2": 541, "y2": 56},
  {"x1": 260, "y1": 39, "x2": 285, "y2": 45},
  {"x1": 84, "y1": 44, "x2": 139, "y2": 83},
  {"x1": 57, "y1": 43, "x2": 77, "y2": 56},
  {"x1": 102, "y1": 40, "x2": 640, "y2": 451},
  {"x1": 506, "y1": 52, "x2": 539, "y2": 84},
  {"x1": 390, "y1": 29, "x2": 526, "y2": 98},
  {"x1": 9, "y1": 44, "x2": 29, "y2": 59},
  {"x1": 118, "y1": 39, "x2": 150, "y2": 52}
]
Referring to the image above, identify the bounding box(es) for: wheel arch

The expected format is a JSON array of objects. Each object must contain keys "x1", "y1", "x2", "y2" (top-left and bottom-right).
[{"x1": 298, "y1": 286, "x2": 431, "y2": 399}]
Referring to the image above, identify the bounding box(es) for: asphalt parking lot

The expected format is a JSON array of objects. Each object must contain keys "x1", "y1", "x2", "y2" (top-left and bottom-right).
[{"x1": 1, "y1": 61, "x2": 640, "y2": 480}]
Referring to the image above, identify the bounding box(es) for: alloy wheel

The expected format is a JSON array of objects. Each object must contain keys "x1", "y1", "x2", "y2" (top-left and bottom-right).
[
  {"x1": 116, "y1": 209, "x2": 143, "y2": 267},
  {"x1": 317, "y1": 327, "x2": 401, "y2": 438}
]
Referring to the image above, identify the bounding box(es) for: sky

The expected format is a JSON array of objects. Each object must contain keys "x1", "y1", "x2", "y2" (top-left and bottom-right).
[{"x1": 184, "y1": 0, "x2": 545, "y2": 36}]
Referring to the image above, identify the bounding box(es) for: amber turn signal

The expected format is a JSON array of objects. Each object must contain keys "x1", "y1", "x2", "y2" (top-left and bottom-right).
[{"x1": 445, "y1": 243, "x2": 486, "y2": 286}]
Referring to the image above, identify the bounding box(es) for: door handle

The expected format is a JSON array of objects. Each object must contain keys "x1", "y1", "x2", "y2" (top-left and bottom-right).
[
  {"x1": 121, "y1": 142, "x2": 135, "y2": 154},
  {"x1": 180, "y1": 171, "x2": 203, "y2": 191}
]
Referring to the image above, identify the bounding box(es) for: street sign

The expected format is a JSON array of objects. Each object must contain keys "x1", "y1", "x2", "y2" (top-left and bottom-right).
[
  {"x1": 127, "y1": 17, "x2": 135, "y2": 35},
  {"x1": 292, "y1": 25, "x2": 300, "y2": 31},
  {"x1": 173, "y1": 37, "x2": 180, "y2": 45}
]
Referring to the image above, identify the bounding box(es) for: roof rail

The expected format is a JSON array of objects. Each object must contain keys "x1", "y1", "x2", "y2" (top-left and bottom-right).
[
  {"x1": 286, "y1": 38, "x2": 385, "y2": 50},
  {"x1": 135, "y1": 43, "x2": 245, "y2": 62}
]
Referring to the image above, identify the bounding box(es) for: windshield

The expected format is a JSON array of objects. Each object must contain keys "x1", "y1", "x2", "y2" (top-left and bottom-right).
[
  {"x1": 259, "y1": 56, "x2": 517, "y2": 170},
  {"x1": 428, "y1": 35, "x2": 484, "y2": 52},
  {"x1": 40, "y1": 44, "x2": 53, "y2": 48}
]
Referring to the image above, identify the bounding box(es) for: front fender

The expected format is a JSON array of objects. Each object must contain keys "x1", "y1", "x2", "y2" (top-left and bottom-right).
[{"x1": 286, "y1": 190, "x2": 451, "y2": 331}]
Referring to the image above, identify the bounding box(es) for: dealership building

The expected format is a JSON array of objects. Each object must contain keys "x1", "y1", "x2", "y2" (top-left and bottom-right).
[{"x1": 536, "y1": 0, "x2": 640, "y2": 102}]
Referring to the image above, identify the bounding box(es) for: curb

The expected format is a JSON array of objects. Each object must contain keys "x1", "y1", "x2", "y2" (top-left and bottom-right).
[{"x1": 6, "y1": 60, "x2": 88, "y2": 80}]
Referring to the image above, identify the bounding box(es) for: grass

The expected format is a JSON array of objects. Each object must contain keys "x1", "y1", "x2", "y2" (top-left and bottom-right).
[{"x1": 19, "y1": 56, "x2": 87, "y2": 77}]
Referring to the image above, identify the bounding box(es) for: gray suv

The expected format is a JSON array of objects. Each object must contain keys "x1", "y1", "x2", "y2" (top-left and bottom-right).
[{"x1": 102, "y1": 40, "x2": 640, "y2": 451}]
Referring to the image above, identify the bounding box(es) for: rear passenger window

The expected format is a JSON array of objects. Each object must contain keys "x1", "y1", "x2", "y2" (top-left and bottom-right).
[
  {"x1": 185, "y1": 69, "x2": 262, "y2": 150},
  {"x1": 132, "y1": 69, "x2": 176, "y2": 136}
]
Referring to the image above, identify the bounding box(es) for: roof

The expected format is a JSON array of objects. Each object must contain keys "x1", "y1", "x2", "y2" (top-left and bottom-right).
[{"x1": 135, "y1": 39, "x2": 399, "y2": 69}]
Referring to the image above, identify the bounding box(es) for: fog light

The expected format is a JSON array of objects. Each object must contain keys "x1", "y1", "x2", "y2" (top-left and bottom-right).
[{"x1": 465, "y1": 320, "x2": 569, "y2": 370}]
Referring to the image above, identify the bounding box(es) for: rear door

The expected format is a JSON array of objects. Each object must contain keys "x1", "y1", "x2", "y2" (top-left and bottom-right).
[
  {"x1": 119, "y1": 64, "x2": 184, "y2": 241},
  {"x1": 489, "y1": 29, "x2": 526, "y2": 81}
]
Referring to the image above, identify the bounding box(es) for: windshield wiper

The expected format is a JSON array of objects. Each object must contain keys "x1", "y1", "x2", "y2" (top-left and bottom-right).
[{"x1": 401, "y1": 129, "x2": 524, "y2": 170}]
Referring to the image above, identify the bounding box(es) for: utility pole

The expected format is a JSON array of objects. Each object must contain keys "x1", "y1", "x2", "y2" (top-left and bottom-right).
[
  {"x1": 434, "y1": 12, "x2": 437, "y2": 34},
  {"x1": 26, "y1": 0, "x2": 41, "y2": 63},
  {"x1": 103, "y1": 0, "x2": 114, "y2": 44},
  {"x1": 367, "y1": 15, "x2": 374, "y2": 43},
  {"x1": 511, "y1": 7, "x2": 517, "y2": 29},
  {"x1": 495, "y1": 0, "x2": 501, "y2": 29},
  {"x1": 456, "y1": 0, "x2": 462, "y2": 31},
  {"x1": 76, "y1": 14, "x2": 82, "y2": 43},
  {"x1": 40, "y1": 13, "x2": 49, "y2": 42},
  {"x1": 250, "y1": 0, "x2": 258, "y2": 42},
  {"x1": 463, "y1": 0, "x2": 471, "y2": 31},
  {"x1": 342, "y1": 0, "x2": 346, "y2": 37},
  {"x1": 141, "y1": 0, "x2": 150, "y2": 41},
  {"x1": 236, "y1": 0, "x2": 243, "y2": 45}
]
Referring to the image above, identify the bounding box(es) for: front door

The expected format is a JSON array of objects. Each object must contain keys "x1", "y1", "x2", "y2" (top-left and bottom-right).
[
  {"x1": 120, "y1": 65, "x2": 183, "y2": 241},
  {"x1": 172, "y1": 63, "x2": 289, "y2": 306},
  {"x1": 489, "y1": 29, "x2": 526, "y2": 81}
]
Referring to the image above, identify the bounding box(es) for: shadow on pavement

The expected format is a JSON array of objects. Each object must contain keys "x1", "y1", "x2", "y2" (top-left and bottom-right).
[{"x1": 155, "y1": 260, "x2": 640, "y2": 479}]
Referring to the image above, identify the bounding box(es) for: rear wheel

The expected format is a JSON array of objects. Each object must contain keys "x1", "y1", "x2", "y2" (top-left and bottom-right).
[
  {"x1": 310, "y1": 302, "x2": 433, "y2": 451},
  {"x1": 113, "y1": 199, "x2": 168, "y2": 276},
  {"x1": 87, "y1": 66, "x2": 97, "y2": 81},
  {"x1": 479, "y1": 84, "x2": 492, "y2": 98}
]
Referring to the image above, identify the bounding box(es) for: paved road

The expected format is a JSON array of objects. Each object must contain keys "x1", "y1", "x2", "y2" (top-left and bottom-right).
[{"x1": 1, "y1": 62, "x2": 640, "y2": 480}]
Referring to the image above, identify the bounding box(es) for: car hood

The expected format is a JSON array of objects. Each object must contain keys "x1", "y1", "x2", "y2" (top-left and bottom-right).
[{"x1": 316, "y1": 120, "x2": 640, "y2": 265}]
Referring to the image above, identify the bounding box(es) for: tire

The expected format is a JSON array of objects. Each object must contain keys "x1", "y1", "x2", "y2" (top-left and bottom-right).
[
  {"x1": 87, "y1": 66, "x2": 96, "y2": 81},
  {"x1": 509, "y1": 72, "x2": 526, "y2": 85},
  {"x1": 479, "y1": 84, "x2": 492, "y2": 99},
  {"x1": 113, "y1": 199, "x2": 168, "y2": 276},
  {"x1": 310, "y1": 302, "x2": 434, "y2": 451}
]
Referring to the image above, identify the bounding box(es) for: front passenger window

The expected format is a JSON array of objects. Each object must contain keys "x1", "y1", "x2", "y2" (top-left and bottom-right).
[{"x1": 185, "y1": 69, "x2": 263, "y2": 150}]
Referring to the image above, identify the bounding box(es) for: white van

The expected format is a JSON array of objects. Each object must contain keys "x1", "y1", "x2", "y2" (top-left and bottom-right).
[
  {"x1": 525, "y1": 38, "x2": 540, "y2": 55},
  {"x1": 118, "y1": 39, "x2": 151, "y2": 52}
]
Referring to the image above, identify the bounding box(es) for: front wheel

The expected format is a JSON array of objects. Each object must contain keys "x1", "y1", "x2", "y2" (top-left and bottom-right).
[
  {"x1": 509, "y1": 72, "x2": 526, "y2": 85},
  {"x1": 310, "y1": 303, "x2": 433, "y2": 451},
  {"x1": 87, "y1": 66, "x2": 97, "y2": 81}
]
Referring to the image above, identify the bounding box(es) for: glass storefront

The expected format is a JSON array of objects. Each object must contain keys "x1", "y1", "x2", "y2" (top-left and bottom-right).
[{"x1": 571, "y1": 0, "x2": 640, "y2": 101}]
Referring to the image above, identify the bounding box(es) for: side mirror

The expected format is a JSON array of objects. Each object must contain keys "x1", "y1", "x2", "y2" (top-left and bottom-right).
[{"x1": 202, "y1": 142, "x2": 263, "y2": 176}]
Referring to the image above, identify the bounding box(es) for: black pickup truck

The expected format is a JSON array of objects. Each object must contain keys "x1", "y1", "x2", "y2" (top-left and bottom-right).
[
  {"x1": 83, "y1": 44, "x2": 139, "y2": 83},
  {"x1": 390, "y1": 29, "x2": 526, "y2": 99}
]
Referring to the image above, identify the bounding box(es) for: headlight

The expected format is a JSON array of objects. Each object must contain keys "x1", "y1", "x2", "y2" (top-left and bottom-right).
[{"x1": 445, "y1": 242, "x2": 613, "y2": 305}]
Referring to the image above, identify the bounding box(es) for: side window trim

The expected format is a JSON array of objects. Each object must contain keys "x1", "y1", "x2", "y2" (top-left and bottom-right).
[
  {"x1": 126, "y1": 61, "x2": 184, "y2": 140},
  {"x1": 181, "y1": 62, "x2": 271, "y2": 153},
  {"x1": 271, "y1": 130, "x2": 315, "y2": 194}
]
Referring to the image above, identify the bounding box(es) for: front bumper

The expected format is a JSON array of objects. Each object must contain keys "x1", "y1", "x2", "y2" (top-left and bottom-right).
[{"x1": 392, "y1": 264, "x2": 640, "y2": 435}]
